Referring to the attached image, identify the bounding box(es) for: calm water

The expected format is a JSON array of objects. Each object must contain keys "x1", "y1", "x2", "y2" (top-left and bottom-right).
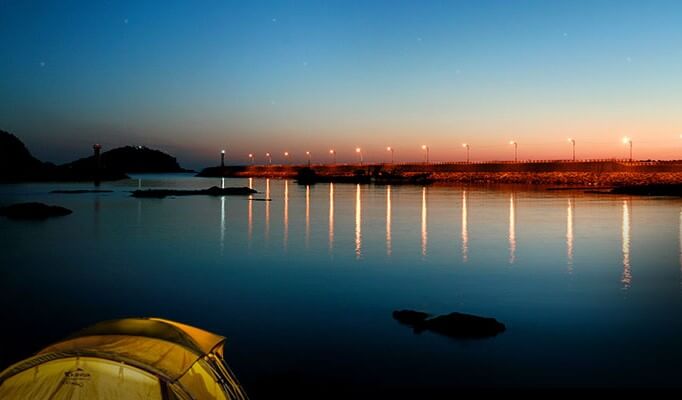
[{"x1": 1, "y1": 174, "x2": 682, "y2": 393}]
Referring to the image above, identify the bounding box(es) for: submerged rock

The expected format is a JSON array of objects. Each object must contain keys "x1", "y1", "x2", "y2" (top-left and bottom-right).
[
  {"x1": 51, "y1": 189, "x2": 113, "y2": 194},
  {"x1": 393, "y1": 309, "x2": 505, "y2": 339},
  {"x1": 0, "y1": 202, "x2": 73, "y2": 219},
  {"x1": 132, "y1": 186, "x2": 257, "y2": 198}
]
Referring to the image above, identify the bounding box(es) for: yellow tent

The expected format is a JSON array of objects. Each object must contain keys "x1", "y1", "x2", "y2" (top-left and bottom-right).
[{"x1": 0, "y1": 318, "x2": 249, "y2": 399}]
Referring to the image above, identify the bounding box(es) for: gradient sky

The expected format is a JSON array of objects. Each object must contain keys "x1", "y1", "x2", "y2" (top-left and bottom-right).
[{"x1": 2, "y1": 0, "x2": 682, "y2": 168}]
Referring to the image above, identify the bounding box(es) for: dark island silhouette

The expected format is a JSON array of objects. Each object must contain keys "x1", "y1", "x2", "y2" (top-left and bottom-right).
[
  {"x1": 0, "y1": 202, "x2": 72, "y2": 219},
  {"x1": 393, "y1": 309, "x2": 506, "y2": 339},
  {"x1": 1, "y1": 130, "x2": 191, "y2": 182},
  {"x1": 65, "y1": 145, "x2": 191, "y2": 174},
  {"x1": 0, "y1": 130, "x2": 57, "y2": 182}
]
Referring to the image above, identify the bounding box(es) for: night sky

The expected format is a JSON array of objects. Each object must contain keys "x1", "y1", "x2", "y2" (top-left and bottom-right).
[{"x1": 2, "y1": 0, "x2": 682, "y2": 168}]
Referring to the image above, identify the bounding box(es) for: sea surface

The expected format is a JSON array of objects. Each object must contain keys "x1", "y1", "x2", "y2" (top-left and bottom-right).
[{"x1": 1, "y1": 174, "x2": 682, "y2": 394}]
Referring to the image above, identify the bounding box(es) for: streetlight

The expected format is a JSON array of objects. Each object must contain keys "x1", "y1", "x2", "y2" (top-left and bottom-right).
[
  {"x1": 509, "y1": 140, "x2": 518, "y2": 162},
  {"x1": 266, "y1": 152, "x2": 272, "y2": 165},
  {"x1": 356, "y1": 147, "x2": 363, "y2": 165},
  {"x1": 568, "y1": 138, "x2": 575, "y2": 161},
  {"x1": 220, "y1": 149, "x2": 225, "y2": 167},
  {"x1": 248, "y1": 153, "x2": 254, "y2": 165},
  {"x1": 421, "y1": 145, "x2": 429, "y2": 164},
  {"x1": 387, "y1": 146, "x2": 394, "y2": 164},
  {"x1": 329, "y1": 149, "x2": 336, "y2": 164},
  {"x1": 462, "y1": 143, "x2": 470, "y2": 163},
  {"x1": 306, "y1": 151, "x2": 311, "y2": 167},
  {"x1": 622, "y1": 137, "x2": 632, "y2": 161},
  {"x1": 284, "y1": 151, "x2": 290, "y2": 164}
]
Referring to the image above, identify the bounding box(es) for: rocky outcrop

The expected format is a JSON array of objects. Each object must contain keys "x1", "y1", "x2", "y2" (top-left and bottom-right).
[
  {"x1": 0, "y1": 202, "x2": 73, "y2": 219},
  {"x1": 132, "y1": 186, "x2": 257, "y2": 198},
  {"x1": 393, "y1": 310, "x2": 506, "y2": 339},
  {"x1": 50, "y1": 190, "x2": 114, "y2": 194}
]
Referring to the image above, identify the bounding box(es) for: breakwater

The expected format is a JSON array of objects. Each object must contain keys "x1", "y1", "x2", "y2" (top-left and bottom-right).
[{"x1": 198, "y1": 160, "x2": 682, "y2": 186}]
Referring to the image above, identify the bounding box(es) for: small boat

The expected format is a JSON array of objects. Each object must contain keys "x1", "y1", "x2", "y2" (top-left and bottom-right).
[{"x1": 0, "y1": 318, "x2": 248, "y2": 399}]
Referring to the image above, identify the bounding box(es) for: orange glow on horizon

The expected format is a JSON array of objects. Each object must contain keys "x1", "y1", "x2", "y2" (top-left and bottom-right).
[{"x1": 202, "y1": 131, "x2": 681, "y2": 166}]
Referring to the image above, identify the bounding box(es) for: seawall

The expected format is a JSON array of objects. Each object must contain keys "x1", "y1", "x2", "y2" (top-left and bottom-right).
[{"x1": 198, "y1": 160, "x2": 682, "y2": 186}]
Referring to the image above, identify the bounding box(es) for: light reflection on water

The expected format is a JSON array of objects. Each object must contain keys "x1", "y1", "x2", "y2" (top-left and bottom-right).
[
  {"x1": 265, "y1": 179, "x2": 270, "y2": 241},
  {"x1": 220, "y1": 195, "x2": 226, "y2": 255},
  {"x1": 622, "y1": 199, "x2": 632, "y2": 290},
  {"x1": 386, "y1": 185, "x2": 392, "y2": 257},
  {"x1": 567, "y1": 198, "x2": 574, "y2": 273},
  {"x1": 306, "y1": 185, "x2": 311, "y2": 249},
  {"x1": 421, "y1": 187, "x2": 427, "y2": 258},
  {"x1": 461, "y1": 190, "x2": 468, "y2": 263},
  {"x1": 247, "y1": 178, "x2": 253, "y2": 242},
  {"x1": 355, "y1": 183, "x2": 362, "y2": 260},
  {"x1": 508, "y1": 192, "x2": 516, "y2": 264},
  {"x1": 329, "y1": 183, "x2": 334, "y2": 253},
  {"x1": 2, "y1": 175, "x2": 682, "y2": 390},
  {"x1": 283, "y1": 179, "x2": 288, "y2": 250}
]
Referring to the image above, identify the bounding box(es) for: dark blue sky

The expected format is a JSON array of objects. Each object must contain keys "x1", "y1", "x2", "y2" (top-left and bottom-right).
[{"x1": 2, "y1": 1, "x2": 682, "y2": 167}]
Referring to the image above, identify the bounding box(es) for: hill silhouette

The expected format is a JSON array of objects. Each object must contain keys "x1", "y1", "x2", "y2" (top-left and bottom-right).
[
  {"x1": 1, "y1": 130, "x2": 190, "y2": 182},
  {"x1": 64, "y1": 145, "x2": 191, "y2": 173},
  {"x1": 0, "y1": 131, "x2": 46, "y2": 181}
]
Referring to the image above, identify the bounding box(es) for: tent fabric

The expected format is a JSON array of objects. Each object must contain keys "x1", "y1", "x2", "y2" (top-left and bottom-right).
[
  {"x1": 57, "y1": 318, "x2": 225, "y2": 356},
  {"x1": 0, "y1": 318, "x2": 248, "y2": 400},
  {"x1": 179, "y1": 361, "x2": 229, "y2": 400},
  {"x1": 39, "y1": 335, "x2": 200, "y2": 380},
  {"x1": 0, "y1": 357, "x2": 163, "y2": 400},
  {"x1": 148, "y1": 318, "x2": 225, "y2": 355}
]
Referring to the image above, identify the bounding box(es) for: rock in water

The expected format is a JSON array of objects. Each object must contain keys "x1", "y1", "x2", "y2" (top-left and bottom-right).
[
  {"x1": 393, "y1": 309, "x2": 506, "y2": 338},
  {"x1": 423, "y1": 312, "x2": 506, "y2": 338},
  {"x1": 0, "y1": 202, "x2": 72, "y2": 219},
  {"x1": 392, "y1": 310, "x2": 430, "y2": 326},
  {"x1": 132, "y1": 186, "x2": 257, "y2": 198},
  {"x1": 51, "y1": 189, "x2": 113, "y2": 194}
]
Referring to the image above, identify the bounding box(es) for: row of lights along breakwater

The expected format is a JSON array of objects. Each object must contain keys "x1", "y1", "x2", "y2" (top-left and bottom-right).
[{"x1": 217, "y1": 136, "x2": 670, "y2": 165}]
